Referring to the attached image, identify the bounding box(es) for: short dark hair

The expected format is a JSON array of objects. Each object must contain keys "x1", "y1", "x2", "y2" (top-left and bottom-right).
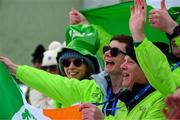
[
  {"x1": 110, "y1": 35, "x2": 133, "y2": 52},
  {"x1": 32, "y1": 44, "x2": 45, "y2": 64}
]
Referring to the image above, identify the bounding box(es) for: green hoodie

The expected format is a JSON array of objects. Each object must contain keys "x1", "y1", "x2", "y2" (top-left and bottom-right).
[
  {"x1": 135, "y1": 38, "x2": 180, "y2": 97},
  {"x1": 16, "y1": 65, "x2": 166, "y2": 120}
]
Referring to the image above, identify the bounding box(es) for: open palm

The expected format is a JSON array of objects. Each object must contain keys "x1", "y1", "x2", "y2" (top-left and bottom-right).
[{"x1": 129, "y1": 0, "x2": 146, "y2": 41}]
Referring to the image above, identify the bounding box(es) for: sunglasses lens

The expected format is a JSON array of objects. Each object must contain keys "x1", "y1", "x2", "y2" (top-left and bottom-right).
[
  {"x1": 61, "y1": 59, "x2": 83, "y2": 67},
  {"x1": 110, "y1": 48, "x2": 119, "y2": 57},
  {"x1": 74, "y1": 59, "x2": 83, "y2": 67},
  {"x1": 61, "y1": 59, "x2": 71, "y2": 67},
  {"x1": 41, "y1": 66, "x2": 47, "y2": 70},
  {"x1": 103, "y1": 46, "x2": 110, "y2": 54},
  {"x1": 41, "y1": 65, "x2": 57, "y2": 71},
  {"x1": 49, "y1": 65, "x2": 57, "y2": 71}
]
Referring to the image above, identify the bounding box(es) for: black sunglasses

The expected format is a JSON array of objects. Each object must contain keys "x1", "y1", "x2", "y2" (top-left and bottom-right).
[
  {"x1": 103, "y1": 46, "x2": 127, "y2": 57},
  {"x1": 61, "y1": 59, "x2": 84, "y2": 67},
  {"x1": 41, "y1": 65, "x2": 58, "y2": 71}
]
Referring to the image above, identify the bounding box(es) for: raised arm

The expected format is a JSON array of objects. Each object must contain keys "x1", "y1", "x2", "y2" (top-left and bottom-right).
[
  {"x1": 0, "y1": 56, "x2": 90, "y2": 107},
  {"x1": 129, "y1": 0, "x2": 180, "y2": 97},
  {"x1": 149, "y1": 0, "x2": 178, "y2": 35},
  {"x1": 129, "y1": 0, "x2": 146, "y2": 42},
  {"x1": 0, "y1": 56, "x2": 18, "y2": 76}
]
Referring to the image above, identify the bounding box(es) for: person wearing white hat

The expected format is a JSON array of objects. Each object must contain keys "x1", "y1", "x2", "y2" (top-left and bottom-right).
[{"x1": 29, "y1": 41, "x2": 65, "y2": 108}]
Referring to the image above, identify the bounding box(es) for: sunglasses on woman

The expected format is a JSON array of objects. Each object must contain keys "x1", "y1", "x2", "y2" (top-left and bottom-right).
[
  {"x1": 61, "y1": 59, "x2": 84, "y2": 67},
  {"x1": 103, "y1": 46, "x2": 127, "y2": 57}
]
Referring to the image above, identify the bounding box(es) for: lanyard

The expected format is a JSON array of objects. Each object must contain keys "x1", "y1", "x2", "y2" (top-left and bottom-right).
[
  {"x1": 93, "y1": 84, "x2": 151, "y2": 116},
  {"x1": 171, "y1": 61, "x2": 180, "y2": 71},
  {"x1": 102, "y1": 85, "x2": 119, "y2": 116}
]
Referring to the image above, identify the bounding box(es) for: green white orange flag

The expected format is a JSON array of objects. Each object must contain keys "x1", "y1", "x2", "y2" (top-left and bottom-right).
[{"x1": 0, "y1": 61, "x2": 82, "y2": 120}]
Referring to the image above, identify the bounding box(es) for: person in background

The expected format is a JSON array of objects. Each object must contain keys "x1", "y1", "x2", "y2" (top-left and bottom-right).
[
  {"x1": 149, "y1": 0, "x2": 180, "y2": 67},
  {"x1": 31, "y1": 44, "x2": 45, "y2": 69},
  {"x1": 149, "y1": 1, "x2": 180, "y2": 117},
  {"x1": 41, "y1": 41, "x2": 64, "y2": 74},
  {"x1": 29, "y1": 41, "x2": 64, "y2": 108},
  {"x1": 26, "y1": 44, "x2": 46, "y2": 103}
]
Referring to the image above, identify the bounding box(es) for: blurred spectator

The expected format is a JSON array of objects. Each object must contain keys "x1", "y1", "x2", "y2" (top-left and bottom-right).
[
  {"x1": 29, "y1": 41, "x2": 64, "y2": 108},
  {"x1": 31, "y1": 44, "x2": 45, "y2": 69}
]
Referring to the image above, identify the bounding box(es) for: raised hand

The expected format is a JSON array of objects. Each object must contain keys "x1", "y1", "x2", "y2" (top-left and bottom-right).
[
  {"x1": 0, "y1": 56, "x2": 18, "y2": 76},
  {"x1": 149, "y1": 0, "x2": 178, "y2": 34},
  {"x1": 129, "y1": 0, "x2": 146, "y2": 42},
  {"x1": 79, "y1": 103, "x2": 104, "y2": 120},
  {"x1": 69, "y1": 8, "x2": 88, "y2": 25}
]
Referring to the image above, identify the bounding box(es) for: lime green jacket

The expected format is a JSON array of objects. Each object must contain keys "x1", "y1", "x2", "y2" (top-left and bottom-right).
[
  {"x1": 16, "y1": 65, "x2": 166, "y2": 120},
  {"x1": 16, "y1": 65, "x2": 105, "y2": 107},
  {"x1": 109, "y1": 90, "x2": 166, "y2": 120},
  {"x1": 175, "y1": 35, "x2": 180, "y2": 47},
  {"x1": 135, "y1": 38, "x2": 180, "y2": 97}
]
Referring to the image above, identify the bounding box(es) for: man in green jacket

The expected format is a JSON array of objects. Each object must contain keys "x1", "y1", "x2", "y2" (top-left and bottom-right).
[
  {"x1": 129, "y1": 0, "x2": 180, "y2": 119},
  {"x1": 79, "y1": 40, "x2": 166, "y2": 120},
  {"x1": 129, "y1": 0, "x2": 180, "y2": 97}
]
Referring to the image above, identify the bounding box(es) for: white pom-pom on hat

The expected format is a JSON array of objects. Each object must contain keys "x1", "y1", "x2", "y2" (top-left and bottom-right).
[{"x1": 41, "y1": 41, "x2": 65, "y2": 66}]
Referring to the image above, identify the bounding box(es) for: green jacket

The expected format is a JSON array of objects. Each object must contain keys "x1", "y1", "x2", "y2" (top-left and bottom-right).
[
  {"x1": 109, "y1": 90, "x2": 166, "y2": 120},
  {"x1": 16, "y1": 65, "x2": 166, "y2": 120},
  {"x1": 135, "y1": 38, "x2": 180, "y2": 97},
  {"x1": 175, "y1": 35, "x2": 180, "y2": 47}
]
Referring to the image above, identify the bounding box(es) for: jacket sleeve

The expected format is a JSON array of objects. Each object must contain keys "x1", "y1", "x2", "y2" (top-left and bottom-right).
[
  {"x1": 175, "y1": 35, "x2": 180, "y2": 47},
  {"x1": 135, "y1": 38, "x2": 180, "y2": 97},
  {"x1": 16, "y1": 65, "x2": 91, "y2": 107}
]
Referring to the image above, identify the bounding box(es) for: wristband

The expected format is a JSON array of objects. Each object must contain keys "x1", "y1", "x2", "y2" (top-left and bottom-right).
[
  {"x1": 133, "y1": 41, "x2": 142, "y2": 47},
  {"x1": 166, "y1": 24, "x2": 180, "y2": 40}
]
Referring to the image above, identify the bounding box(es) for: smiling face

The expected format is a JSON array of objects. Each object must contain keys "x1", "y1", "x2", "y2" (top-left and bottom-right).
[
  {"x1": 63, "y1": 58, "x2": 89, "y2": 80},
  {"x1": 104, "y1": 40, "x2": 127, "y2": 75},
  {"x1": 171, "y1": 38, "x2": 180, "y2": 57},
  {"x1": 120, "y1": 56, "x2": 147, "y2": 90}
]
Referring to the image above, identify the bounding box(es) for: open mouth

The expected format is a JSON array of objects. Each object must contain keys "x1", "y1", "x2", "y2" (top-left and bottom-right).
[
  {"x1": 123, "y1": 72, "x2": 130, "y2": 78},
  {"x1": 68, "y1": 71, "x2": 79, "y2": 76},
  {"x1": 105, "y1": 60, "x2": 115, "y2": 66}
]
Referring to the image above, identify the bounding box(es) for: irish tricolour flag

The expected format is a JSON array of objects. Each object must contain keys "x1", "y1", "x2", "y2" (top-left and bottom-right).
[{"x1": 0, "y1": 61, "x2": 81, "y2": 120}]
